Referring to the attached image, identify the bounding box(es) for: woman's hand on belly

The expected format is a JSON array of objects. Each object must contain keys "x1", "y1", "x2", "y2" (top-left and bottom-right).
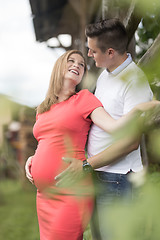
[{"x1": 25, "y1": 156, "x2": 34, "y2": 184}]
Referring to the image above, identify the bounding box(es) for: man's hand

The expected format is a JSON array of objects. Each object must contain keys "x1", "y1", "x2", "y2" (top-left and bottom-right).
[
  {"x1": 25, "y1": 156, "x2": 34, "y2": 184},
  {"x1": 143, "y1": 104, "x2": 160, "y2": 132},
  {"x1": 55, "y1": 157, "x2": 84, "y2": 188}
]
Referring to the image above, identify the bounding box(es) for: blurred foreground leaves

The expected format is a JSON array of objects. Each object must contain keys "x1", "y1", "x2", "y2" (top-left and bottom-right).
[{"x1": 102, "y1": 171, "x2": 160, "y2": 240}]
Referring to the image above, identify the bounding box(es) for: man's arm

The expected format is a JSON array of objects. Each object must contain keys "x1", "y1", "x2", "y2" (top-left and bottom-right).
[
  {"x1": 90, "y1": 100, "x2": 160, "y2": 134},
  {"x1": 87, "y1": 133, "x2": 140, "y2": 169},
  {"x1": 55, "y1": 117, "x2": 141, "y2": 184},
  {"x1": 55, "y1": 103, "x2": 160, "y2": 185}
]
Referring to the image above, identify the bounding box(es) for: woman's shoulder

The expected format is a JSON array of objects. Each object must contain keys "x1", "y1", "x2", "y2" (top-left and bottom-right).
[
  {"x1": 77, "y1": 89, "x2": 94, "y2": 97},
  {"x1": 74, "y1": 89, "x2": 102, "y2": 116},
  {"x1": 76, "y1": 89, "x2": 102, "y2": 106}
]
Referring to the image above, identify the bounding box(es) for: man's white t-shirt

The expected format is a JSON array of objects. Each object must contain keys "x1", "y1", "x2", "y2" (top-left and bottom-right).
[{"x1": 87, "y1": 54, "x2": 153, "y2": 174}]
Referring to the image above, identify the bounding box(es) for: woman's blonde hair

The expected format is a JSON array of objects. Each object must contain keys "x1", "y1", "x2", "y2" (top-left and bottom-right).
[{"x1": 37, "y1": 50, "x2": 87, "y2": 114}]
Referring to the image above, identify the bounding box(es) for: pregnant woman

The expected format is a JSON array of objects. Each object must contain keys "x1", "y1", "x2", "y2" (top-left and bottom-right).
[
  {"x1": 26, "y1": 49, "x2": 158, "y2": 240},
  {"x1": 29, "y1": 50, "x2": 106, "y2": 240}
]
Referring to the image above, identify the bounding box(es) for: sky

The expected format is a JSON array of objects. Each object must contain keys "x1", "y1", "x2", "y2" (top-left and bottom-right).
[{"x1": 0, "y1": 0, "x2": 65, "y2": 107}]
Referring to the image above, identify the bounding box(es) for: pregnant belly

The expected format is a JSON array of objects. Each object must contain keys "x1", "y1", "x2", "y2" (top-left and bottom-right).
[{"x1": 31, "y1": 146, "x2": 69, "y2": 191}]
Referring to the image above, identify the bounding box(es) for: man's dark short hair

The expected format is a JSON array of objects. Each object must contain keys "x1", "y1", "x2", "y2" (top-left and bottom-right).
[{"x1": 85, "y1": 18, "x2": 128, "y2": 54}]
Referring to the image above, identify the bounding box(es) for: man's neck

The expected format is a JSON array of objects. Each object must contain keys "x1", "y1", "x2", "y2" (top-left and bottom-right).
[{"x1": 108, "y1": 52, "x2": 128, "y2": 72}]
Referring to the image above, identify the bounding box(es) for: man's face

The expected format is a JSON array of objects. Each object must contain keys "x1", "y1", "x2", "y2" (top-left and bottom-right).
[{"x1": 87, "y1": 37, "x2": 109, "y2": 68}]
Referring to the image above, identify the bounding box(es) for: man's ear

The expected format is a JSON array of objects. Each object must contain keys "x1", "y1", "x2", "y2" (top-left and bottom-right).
[{"x1": 106, "y1": 48, "x2": 114, "y2": 56}]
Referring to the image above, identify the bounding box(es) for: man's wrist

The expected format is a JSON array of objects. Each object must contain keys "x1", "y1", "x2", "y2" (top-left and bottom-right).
[{"x1": 82, "y1": 159, "x2": 93, "y2": 173}]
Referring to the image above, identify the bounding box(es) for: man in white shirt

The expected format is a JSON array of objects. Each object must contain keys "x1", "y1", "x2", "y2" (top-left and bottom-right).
[
  {"x1": 87, "y1": 52, "x2": 152, "y2": 174},
  {"x1": 85, "y1": 18, "x2": 153, "y2": 239},
  {"x1": 59, "y1": 19, "x2": 152, "y2": 239}
]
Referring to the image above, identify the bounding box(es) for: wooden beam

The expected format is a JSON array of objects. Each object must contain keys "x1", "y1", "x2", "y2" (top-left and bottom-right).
[
  {"x1": 68, "y1": 0, "x2": 82, "y2": 16},
  {"x1": 124, "y1": 0, "x2": 142, "y2": 44},
  {"x1": 138, "y1": 33, "x2": 160, "y2": 67}
]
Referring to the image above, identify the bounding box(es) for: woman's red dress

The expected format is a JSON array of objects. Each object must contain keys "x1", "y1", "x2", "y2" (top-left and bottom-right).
[{"x1": 31, "y1": 89, "x2": 102, "y2": 240}]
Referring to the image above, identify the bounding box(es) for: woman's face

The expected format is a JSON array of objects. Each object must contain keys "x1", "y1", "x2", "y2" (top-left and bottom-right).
[{"x1": 64, "y1": 53, "x2": 85, "y2": 85}]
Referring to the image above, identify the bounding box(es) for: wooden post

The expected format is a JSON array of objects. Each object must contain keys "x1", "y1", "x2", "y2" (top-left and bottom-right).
[
  {"x1": 79, "y1": 0, "x2": 87, "y2": 55},
  {"x1": 69, "y1": 0, "x2": 87, "y2": 55},
  {"x1": 102, "y1": 0, "x2": 109, "y2": 20}
]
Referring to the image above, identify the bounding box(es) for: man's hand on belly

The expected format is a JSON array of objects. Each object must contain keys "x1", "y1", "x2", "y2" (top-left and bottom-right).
[
  {"x1": 55, "y1": 157, "x2": 83, "y2": 188},
  {"x1": 54, "y1": 157, "x2": 94, "y2": 196}
]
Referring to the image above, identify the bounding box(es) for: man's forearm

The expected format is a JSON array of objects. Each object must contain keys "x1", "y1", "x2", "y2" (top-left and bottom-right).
[{"x1": 87, "y1": 135, "x2": 140, "y2": 169}]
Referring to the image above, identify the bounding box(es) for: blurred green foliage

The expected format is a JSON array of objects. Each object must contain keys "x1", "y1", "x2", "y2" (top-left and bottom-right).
[
  {"x1": 106, "y1": 172, "x2": 160, "y2": 240},
  {"x1": 137, "y1": 2, "x2": 160, "y2": 58},
  {"x1": 136, "y1": 0, "x2": 160, "y2": 18}
]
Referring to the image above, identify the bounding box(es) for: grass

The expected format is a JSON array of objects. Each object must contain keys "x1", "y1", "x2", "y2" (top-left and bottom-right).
[{"x1": 0, "y1": 179, "x2": 39, "y2": 240}]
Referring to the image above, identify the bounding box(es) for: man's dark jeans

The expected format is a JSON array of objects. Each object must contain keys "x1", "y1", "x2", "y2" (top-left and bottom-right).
[{"x1": 91, "y1": 171, "x2": 133, "y2": 240}]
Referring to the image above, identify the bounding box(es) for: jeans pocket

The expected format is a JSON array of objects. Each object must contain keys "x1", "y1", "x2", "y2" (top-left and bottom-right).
[{"x1": 96, "y1": 172, "x2": 119, "y2": 184}]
